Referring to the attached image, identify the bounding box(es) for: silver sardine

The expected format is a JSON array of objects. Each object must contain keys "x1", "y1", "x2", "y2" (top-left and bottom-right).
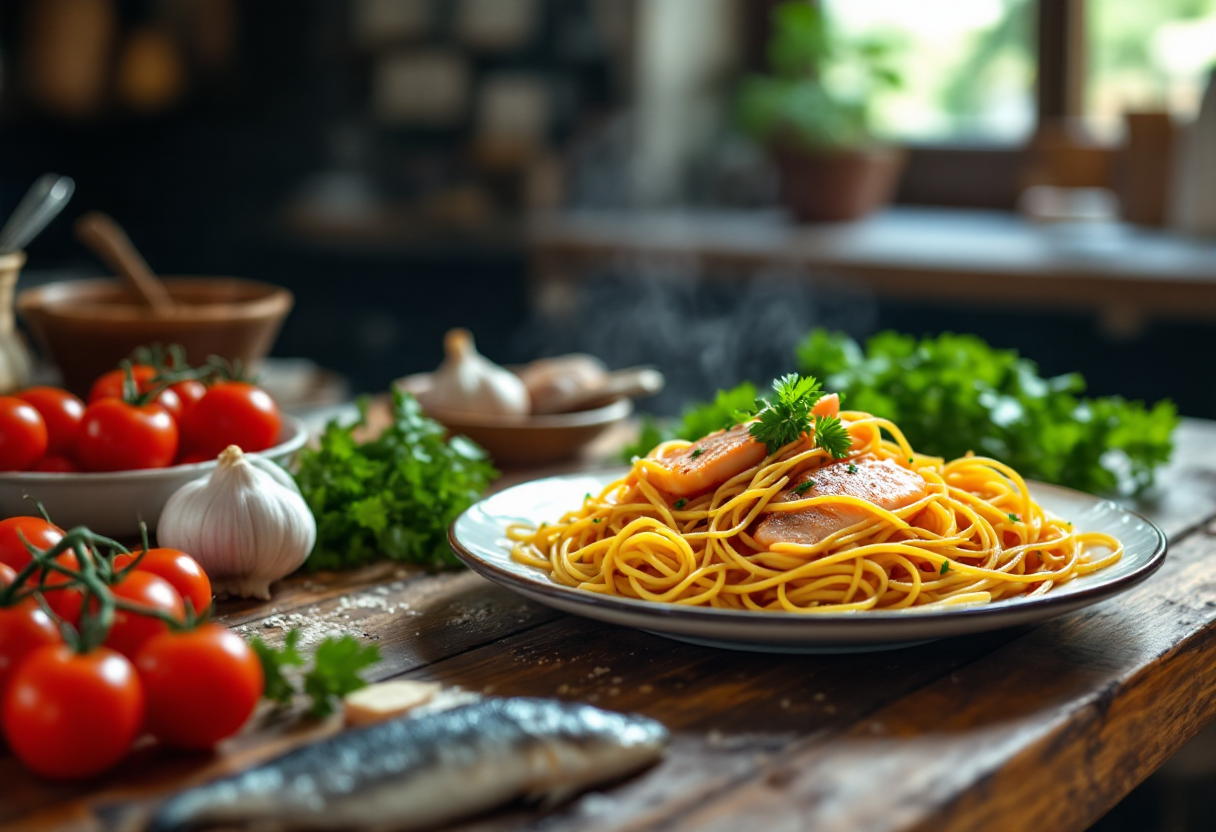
[{"x1": 146, "y1": 697, "x2": 669, "y2": 832}]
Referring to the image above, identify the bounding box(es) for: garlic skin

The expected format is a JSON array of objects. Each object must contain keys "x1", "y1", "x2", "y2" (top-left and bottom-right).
[
  {"x1": 421, "y1": 328, "x2": 529, "y2": 417},
  {"x1": 159, "y1": 445, "x2": 316, "y2": 600}
]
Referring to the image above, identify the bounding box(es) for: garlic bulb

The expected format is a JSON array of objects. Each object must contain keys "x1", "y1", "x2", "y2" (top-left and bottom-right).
[
  {"x1": 421, "y1": 328, "x2": 529, "y2": 417},
  {"x1": 159, "y1": 445, "x2": 316, "y2": 600}
]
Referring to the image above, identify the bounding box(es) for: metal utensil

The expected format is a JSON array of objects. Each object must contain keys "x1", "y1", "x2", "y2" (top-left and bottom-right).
[{"x1": 0, "y1": 174, "x2": 75, "y2": 253}]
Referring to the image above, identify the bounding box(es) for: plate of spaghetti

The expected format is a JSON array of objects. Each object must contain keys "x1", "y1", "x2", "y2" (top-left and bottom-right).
[{"x1": 450, "y1": 376, "x2": 1166, "y2": 652}]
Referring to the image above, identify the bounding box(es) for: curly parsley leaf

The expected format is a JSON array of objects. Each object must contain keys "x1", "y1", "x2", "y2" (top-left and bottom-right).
[
  {"x1": 303, "y1": 636, "x2": 382, "y2": 718},
  {"x1": 796, "y1": 329, "x2": 1178, "y2": 495},
  {"x1": 250, "y1": 629, "x2": 305, "y2": 706},
  {"x1": 745, "y1": 374, "x2": 833, "y2": 455},
  {"x1": 295, "y1": 390, "x2": 498, "y2": 570}
]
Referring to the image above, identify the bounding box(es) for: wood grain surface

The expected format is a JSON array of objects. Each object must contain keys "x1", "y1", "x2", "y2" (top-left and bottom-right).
[{"x1": 4, "y1": 419, "x2": 1216, "y2": 832}]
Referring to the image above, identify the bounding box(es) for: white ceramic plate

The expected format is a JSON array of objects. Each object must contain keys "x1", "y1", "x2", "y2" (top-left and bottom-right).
[
  {"x1": 449, "y1": 468, "x2": 1168, "y2": 653},
  {"x1": 0, "y1": 415, "x2": 308, "y2": 537}
]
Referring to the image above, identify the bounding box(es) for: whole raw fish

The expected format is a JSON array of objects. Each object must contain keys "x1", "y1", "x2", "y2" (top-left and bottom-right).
[{"x1": 146, "y1": 697, "x2": 668, "y2": 832}]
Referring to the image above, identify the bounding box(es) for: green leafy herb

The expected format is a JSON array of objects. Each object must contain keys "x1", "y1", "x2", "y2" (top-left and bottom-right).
[
  {"x1": 796, "y1": 329, "x2": 1177, "y2": 495},
  {"x1": 295, "y1": 390, "x2": 498, "y2": 570},
  {"x1": 690, "y1": 448, "x2": 704, "y2": 459},
  {"x1": 674, "y1": 498, "x2": 688, "y2": 510},
  {"x1": 793, "y1": 479, "x2": 816, "y2": 495},
  {"x1": 940, "y1": 561, "x2": 950, "y2": 575},
  {"x1": 592, "y1": 518, "x2": 601, "y2": 523},
  {"x1": 623, "y1": 383, "x2": 758, "y2": 461},
  {"x1": 1007, "y1": 513, "x2": 1021, "y2": 523},
  {"x1": 303, "y1": 636, "x2": 382, "y2": 718},
  {"x1": 745, "y1": 374, "x2": 824, "y2": 454},
  {"x1": 248, "y1": 630, "x2": 380, "y2": 716},
  {"x1": 250, "y1": 629, "x2": 305, "y2": 705},
  {"x1": 847, "y1": 463, "x2": 858, "y2": 474}
]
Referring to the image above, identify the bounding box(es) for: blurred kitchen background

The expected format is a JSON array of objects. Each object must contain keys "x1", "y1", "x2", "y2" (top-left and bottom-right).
[
  {"x1": 1, "y1": 2, "x2": 1215, "y2": 829},
  {"x1": 1, "y1": 0, "x2": 1214, "y2": 420}
]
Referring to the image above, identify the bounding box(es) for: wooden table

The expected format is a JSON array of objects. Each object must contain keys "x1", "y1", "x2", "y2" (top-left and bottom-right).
[
  {"x1": 6, "y1": 419, "x2": 1216, "y2": 832},
  {"x1": 528, "y1": 208, "x2": 1216, "y2": 334}
]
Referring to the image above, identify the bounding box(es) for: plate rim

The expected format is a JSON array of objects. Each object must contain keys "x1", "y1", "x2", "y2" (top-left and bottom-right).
[{"x1": 449, "y1": 467, "x2": 1168, "y2": 629}]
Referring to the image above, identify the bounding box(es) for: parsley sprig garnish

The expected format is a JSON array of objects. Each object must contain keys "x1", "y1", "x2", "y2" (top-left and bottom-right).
[
  {"x1": 739, "y1": 374, "x2": 851, "y2": 458},
  {"x1": 250, "y1": 629, "x2": 381, "y2": 717}
]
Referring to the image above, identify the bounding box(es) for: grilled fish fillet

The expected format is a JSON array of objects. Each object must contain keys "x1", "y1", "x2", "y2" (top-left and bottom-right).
[
  {"x1": 754, "y1": 458, "x2": 928, "y2": 548},
  {"x1": 146, "y1": 698, "x2": 668, "y2": 832}
]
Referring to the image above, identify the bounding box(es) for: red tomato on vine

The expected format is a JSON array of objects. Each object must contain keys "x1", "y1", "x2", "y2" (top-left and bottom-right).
[
  {"x1": 2, "y1": 645, "x2": 144, "y2": 780},
  {"x1": 0, "y1": 397, "x2": 48, "y2": 471},
  {"x1": 136, "y1": 624, "x2": 263, "y2": 749},
  {"x1": 183, "y1": 381, "x2": 281, "y2": 457},
  {"x1": 76, "y1": 399, "x2": 178, "y2": 471},
  {"x1": 16, "y1": 387, "x2": 85, "y2": 457}
]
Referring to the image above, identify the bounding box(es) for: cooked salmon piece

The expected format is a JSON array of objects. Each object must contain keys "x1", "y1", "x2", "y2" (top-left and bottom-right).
[
  {"x1": 645, "y1": 423, "x2": 769, "y2": 498},
  {"x1": 753, "y1": 458, "x2": 928, "y2": 548}
]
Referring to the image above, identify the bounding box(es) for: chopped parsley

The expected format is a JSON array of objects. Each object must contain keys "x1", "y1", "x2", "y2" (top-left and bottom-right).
[
  {"x1": 940, "y1": 561, "x2": 950, "y2": 575},
  {"x1": 250, "y1": 629, "x2": 380, "y2": 717},
  {"x1": 1007, "y1": 513, "x2": 1021, "y2": 523},
  {"x1": 793, "y1": 479, "x2": 816, "y2": 495},
  {"x1": 847, "y1": 463, "x2": 858, "y2": 474},
  {"x1": 592, "y1": 518, "x2": 602, "y2": 524},
  {"x1": 690, "y1": 448, "x2": 704, "y2": 459},
  {"x1": 673, "y1": 498, "x2": 688, "y2": 510}
]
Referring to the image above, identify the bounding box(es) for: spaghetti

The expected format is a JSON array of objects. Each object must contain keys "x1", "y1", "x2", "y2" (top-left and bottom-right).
[{"x1": 508, "y1": 411, "x2": 1122, "y2": 613}]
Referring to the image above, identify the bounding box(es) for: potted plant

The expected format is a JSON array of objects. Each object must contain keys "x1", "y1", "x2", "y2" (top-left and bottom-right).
[{"x1": 737, "y1": 1, "x2": 905, "y2": 223}]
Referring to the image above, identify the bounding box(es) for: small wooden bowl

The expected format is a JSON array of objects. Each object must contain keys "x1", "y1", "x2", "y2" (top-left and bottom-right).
[
  {"x1": 17, "y1": 277, "x2": 293, "y2": 394},
  {"x1": 396, "y1": 373, "x2": 633, "y2": 467}
]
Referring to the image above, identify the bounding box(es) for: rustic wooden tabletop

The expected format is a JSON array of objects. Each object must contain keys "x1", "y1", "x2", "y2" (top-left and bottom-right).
[{"x1": 5, "y1": 418, "x2": 1216, "y2": 832}]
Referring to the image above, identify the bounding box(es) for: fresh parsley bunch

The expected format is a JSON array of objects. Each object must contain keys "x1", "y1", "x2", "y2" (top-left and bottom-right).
[
  {"x1": 295, "y1": 389, "x2": 498, "y2": 570},
  {"x1": 796, "y1": 329, "x2": 1178, "y2": 495}
]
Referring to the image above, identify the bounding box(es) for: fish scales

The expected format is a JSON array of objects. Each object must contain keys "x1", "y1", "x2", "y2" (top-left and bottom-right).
[{"x1": 146, "y1": 698, "x2": 668, "y2": 832}]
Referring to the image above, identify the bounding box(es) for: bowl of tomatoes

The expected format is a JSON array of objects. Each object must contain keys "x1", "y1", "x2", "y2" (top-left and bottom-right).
[{"x1": 0, "y1": 360, "x2": 307, "y2": 537}]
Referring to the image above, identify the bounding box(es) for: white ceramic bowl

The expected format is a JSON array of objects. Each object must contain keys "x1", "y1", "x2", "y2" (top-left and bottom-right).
[{"x1": 0, "y1": 415, "x2": 308, "y2": 538}]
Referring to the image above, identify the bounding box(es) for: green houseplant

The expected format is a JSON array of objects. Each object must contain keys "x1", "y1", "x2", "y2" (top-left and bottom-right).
[{"x1": 737, "y1": 1, "x2": 905, "y2": 222}]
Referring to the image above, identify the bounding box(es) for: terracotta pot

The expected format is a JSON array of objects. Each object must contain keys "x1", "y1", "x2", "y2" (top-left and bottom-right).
[
  {"x1": 17, "y1": 276, "x2": 292, "y2": 395},
  {"x1": 773, "y1": 146, "x2": 906, "y2": 223}
]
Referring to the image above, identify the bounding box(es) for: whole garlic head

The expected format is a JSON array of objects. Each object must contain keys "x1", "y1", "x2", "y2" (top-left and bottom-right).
[
  {"x1": 422, "y1": 328, "x2": 530, "y2": 417},
  {"x1": 159, "y1": 445, "x2": 316, "y2": 600}
]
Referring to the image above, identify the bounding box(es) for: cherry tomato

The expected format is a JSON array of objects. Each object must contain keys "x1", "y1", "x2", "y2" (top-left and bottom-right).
[
  {"x1": 77, "y1": 399, "x2": 178, "y2": 471},
  {"x1": 42, "y1": 551, "x2": 84, "y2": 626},
  {"x1": 114, "y1": 549, "x2": 212, "y2": 616},
  {"x1": 16, "y1": 387, "x2": 85, "y2": 456},
  {"x1": 0, "y1": 598, "x2": 62, "y2": 701},
  {"x1": 170, "y1": 379, "x2": 207, "y2": 419},
  {"x1": 88, "y1": 364, "x2": 157, "y2": 403},
  {"x1": 89, "y1": 365, "x2": 181, "y2": 417},
  {"x1": 175, "y1": 448, "x2": 212, "y2": 465},
  {"x1": 3, "y1": 645, "x2": 143, "y2": 779},
  {"x1": 101, "y1": 571, "x2": 185, "y2": 660},
  {"x1": 0, "y1": 397, "x2": 48, "y2": 471},
  {"x1": 136, "y1": 624, "x2": 262, "y2": 749},
  {"x1": 33, "y1": 455, "x2": 78, "y2": 473},
  {"x1": 183, "y1": 382, "x2": 281, "y2": 457},
  {"x1": 0, "y1": 517, "x2": 65, "y2": 572}
]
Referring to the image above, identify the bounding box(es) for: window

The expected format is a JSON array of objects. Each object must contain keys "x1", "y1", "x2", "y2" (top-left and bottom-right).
[
  {"x1": 821, "y1": 0, "x2": 1036, "y2": 143},
  {"x1": 1087, "y1": 0, "x2": 1216, "y2": 140}
]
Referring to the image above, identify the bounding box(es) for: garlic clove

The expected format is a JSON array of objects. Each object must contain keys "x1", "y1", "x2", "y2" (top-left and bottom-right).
[
  {"x1": 159, "y1": 445, "x2": 316, "y2": 600},
  {"x1": 420, "y1": 328, "x2": 530, "y2": 418},
  {"x1": 516, "y1": 354, "x2": 608, "y2": 415}
]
